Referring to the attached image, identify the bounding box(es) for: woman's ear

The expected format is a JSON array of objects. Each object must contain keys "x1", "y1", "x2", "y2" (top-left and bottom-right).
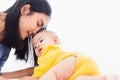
[
  {"x1": 53, "y1": 36, "x2": 59, "y2": 44},
  {"x1": 20, "y1": 4, "x2": 31, "y2": 15}
]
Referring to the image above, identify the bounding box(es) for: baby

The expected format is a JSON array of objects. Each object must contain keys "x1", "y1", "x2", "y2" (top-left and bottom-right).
[{"x1": 20, "y1": 30, "x2": 119, "y2": 80}]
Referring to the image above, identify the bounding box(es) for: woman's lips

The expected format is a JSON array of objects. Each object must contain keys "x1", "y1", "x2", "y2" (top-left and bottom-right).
[
  {"x1": 27, "y1": 31, "x2": 34, "y2": 38},
  {"x1": 26, "y1": 32, "x2": 30, "y2": 38}
]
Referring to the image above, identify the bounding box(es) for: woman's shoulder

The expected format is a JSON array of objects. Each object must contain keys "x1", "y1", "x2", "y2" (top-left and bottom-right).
[
  {"x1": 0, "y1": 12, "x2": 6, "y2": 20},
  {"x1": 0, "y1": 12, "x2": 6, "y2": 42},
  {"x1": 0, "y1": 12, "x2": 6, "y2": 25}
]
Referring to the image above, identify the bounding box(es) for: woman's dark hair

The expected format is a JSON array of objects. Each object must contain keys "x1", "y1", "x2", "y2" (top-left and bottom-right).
[{"x1": 2, "y1": 0, "x2": 51, "y2": 65}]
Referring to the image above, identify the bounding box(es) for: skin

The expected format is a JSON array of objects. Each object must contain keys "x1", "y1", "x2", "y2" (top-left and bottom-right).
[
  {"x1": 0, "y1": 13, "x2": 6, "y2": 41},
  {"x1": 2, "y1": 67, "x2": 34, "y2": 79},
  {"x1": 0, "y1": 76, "x2": 6, "y2": 80},
  {"x1": 20, "y1": 76, "x2": 39, "y2": 80}
]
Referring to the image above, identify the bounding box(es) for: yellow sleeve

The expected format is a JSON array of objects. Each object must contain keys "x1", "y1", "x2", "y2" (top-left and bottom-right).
[
  {"x1": 32, "y1": 57, "x2": 52, "y2": 78},
  {"x1": 32, "y1": 66, "x2": 42, "y2": 78}
]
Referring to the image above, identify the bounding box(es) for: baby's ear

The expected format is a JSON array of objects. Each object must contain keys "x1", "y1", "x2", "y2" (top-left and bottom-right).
[
  {"x1": 20, "y1": 4, "x2": 30, "y2": 15},
  {"x1": 53, "y1": 36, "x2": 59, "y2": 44}
]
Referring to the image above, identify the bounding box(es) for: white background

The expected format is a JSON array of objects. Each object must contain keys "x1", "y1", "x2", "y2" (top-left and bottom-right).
[{"x1": 0, "y1": 0, "x2": 120, "y2": 75}]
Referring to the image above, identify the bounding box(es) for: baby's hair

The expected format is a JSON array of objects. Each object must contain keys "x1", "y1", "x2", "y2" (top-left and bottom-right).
[
  {"x1": 33, "y1": 29, "x2": 60, "y2": 44},
  {"x1": 42, "y1": 30, "x2": 61, "y2": 44},
  {"x1": 39, "y1": 30, "x2": 57, "y2": 37}
]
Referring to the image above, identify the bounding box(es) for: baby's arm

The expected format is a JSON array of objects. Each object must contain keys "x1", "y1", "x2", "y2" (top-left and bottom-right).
[{"x1": 39, "y1": 56, "x2": 76, "y2": 80}]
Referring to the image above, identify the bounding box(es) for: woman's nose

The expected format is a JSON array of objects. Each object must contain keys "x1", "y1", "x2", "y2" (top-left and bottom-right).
[{"x1": 33, "y1": 27, "x2": 41, "y2": 34}]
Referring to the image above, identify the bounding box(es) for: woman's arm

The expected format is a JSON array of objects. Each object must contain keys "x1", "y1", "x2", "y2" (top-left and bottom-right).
[
  {"x1": 1, "y1": 67, "x2": 34, "y2": 79},
  {"x1": 19, "y1": 76, "x2": 39, "y2": 80}
]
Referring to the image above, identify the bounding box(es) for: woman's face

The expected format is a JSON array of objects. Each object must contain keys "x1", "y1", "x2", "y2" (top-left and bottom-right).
[{"x1": 19, "y1": 12, "x2": 50, "y2": 40}]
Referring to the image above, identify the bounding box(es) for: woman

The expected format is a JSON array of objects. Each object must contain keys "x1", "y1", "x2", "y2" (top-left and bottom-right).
[{"x1": 0, "y1": 0, "x2": 51, "y2": 79}]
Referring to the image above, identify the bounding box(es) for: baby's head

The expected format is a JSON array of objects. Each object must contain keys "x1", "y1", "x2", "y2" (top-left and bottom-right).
[{"x1": 32, "y1": 30, "x2": 60, "y2": 57}]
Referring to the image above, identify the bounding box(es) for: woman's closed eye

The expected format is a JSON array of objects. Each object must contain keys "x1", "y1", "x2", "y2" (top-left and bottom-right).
[{"x1": 37, "y1": 20, "x2": 44, "y2": 28}]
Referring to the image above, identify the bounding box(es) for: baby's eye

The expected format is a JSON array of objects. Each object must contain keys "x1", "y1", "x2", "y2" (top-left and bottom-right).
[
  {"x1": 40, "y1": 39, "x2": 44, "y2": 43},
  {"x1": 34, "y1": 45, "x2": 37, "y2": 49}
]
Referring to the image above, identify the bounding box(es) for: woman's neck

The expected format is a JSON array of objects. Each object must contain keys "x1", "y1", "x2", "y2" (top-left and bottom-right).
[{"x1": 0, "y1": 12, "x2": 6, "y2": 42}]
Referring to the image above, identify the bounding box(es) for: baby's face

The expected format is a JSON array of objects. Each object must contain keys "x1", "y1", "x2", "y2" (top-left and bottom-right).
[{"x1": 32, "y1": 31, "x2": 55, "y2": 57}]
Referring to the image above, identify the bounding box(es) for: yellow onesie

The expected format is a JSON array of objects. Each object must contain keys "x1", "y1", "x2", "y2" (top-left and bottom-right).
[{"x1": 33, "y1": 44, "x2": 100, "y2": 80}]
